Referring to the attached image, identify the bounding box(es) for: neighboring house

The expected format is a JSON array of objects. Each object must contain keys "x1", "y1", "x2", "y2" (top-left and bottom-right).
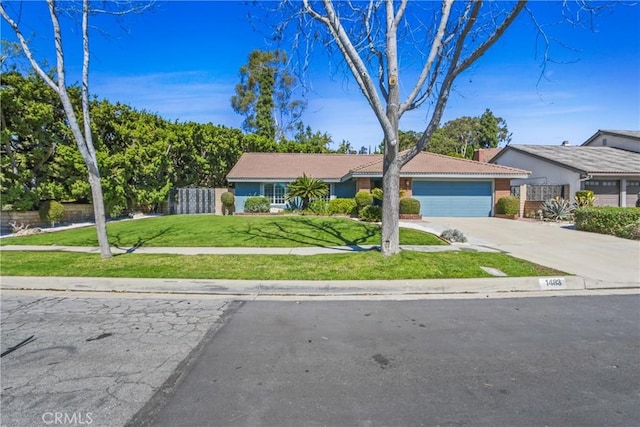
[
  {"x1": 226, "y1": 152, "x2": 529, "y2": 217},
  {"x1": 490, "y1": 130, "x2": 640, "y2": 207}
]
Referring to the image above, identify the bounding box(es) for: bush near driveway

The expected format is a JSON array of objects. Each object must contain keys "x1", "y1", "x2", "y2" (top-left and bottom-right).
[{"x1": 574, "y1": 207, "x2": 640, "y2": 240}]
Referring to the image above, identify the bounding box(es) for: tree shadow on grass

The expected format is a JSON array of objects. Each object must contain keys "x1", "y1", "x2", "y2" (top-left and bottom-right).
[
  {"x1": 239, "y1": 217, "x2": 378, "y2": 248},
  {"x1": 111, "y1": 227, "x2": 174, "y2": 254}
]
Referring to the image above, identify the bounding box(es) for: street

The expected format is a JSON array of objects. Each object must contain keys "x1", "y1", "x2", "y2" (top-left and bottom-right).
[
  {"x1": 0, "y1": 291, "x2": 228, "y2": 427},
  {"x1": 1, "y1": 292, "x2": 639, "y2": 427},
  {"x1": 137, "y1": 295, "x2": 640, "y2": 427}
]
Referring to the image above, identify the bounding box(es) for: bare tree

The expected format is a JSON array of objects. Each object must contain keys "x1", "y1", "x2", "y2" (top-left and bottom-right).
[
  {"x1": 274, "y1": 0, "x2": 525, "y2": 255},
  {"x1": 1, "y1": 0, "x2": 152, "y2": 258}
]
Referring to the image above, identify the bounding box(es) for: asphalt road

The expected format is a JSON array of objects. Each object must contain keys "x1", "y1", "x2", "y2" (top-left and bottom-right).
[
  {"x1": 0, "y1": 292, "x2": 228, "y2": 427},
  {"x1": 136, "y1": 295, "x2": 640, "y2": 427}
]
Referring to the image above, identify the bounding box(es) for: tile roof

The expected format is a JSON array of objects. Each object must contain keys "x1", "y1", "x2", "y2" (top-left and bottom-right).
[
  {"x1": 497, "y1": 145, "x2": 640, "y2": 175},
  {"x1": 226, "y1": 152, "x2": 530, "y2": 182},
  {"x1": 225, "y1": 153, "x2": 380, "y2": 181},
  {"x1": 351, "y1": 151, "x2": 528, "y2": 176}
]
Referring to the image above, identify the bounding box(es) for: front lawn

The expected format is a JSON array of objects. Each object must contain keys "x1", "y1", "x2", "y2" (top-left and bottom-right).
[
  {"x1": 0, "y1": 215, "x2": 444, "y2": 247},
  {"x1": 0, "y1": 251, "x2": 565, "y2": 280}
]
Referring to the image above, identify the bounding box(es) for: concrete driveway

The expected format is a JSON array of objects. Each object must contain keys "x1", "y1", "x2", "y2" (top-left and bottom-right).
[{"x1": 423, "y1": 218, "x2": 640, "y2": 286}]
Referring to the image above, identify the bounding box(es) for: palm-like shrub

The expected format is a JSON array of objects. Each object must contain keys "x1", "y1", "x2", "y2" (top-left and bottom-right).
[
  {"x1": 542, "y1": 197, "x2": 575, "y2": 221},
  {"x1": 286, "y1": 174, "x2": 328, "y2": 210}
]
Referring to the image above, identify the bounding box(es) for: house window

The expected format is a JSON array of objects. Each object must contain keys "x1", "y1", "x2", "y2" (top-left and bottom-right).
[{"x1": 264, "y1": 183, "x2": 286, "y2": 205}]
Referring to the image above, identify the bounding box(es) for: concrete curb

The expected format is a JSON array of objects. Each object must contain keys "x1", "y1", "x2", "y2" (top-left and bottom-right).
[{"x1": 4, "y1": 275, "x2": 634, "y2": 297}]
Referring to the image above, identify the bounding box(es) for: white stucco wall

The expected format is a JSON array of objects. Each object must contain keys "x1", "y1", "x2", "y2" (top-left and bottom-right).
[
  {"x1": 584, "y1": 134, "x2": 640, "y2": 153},
  {"x1": 493, "y1": 150, "x2": 581, "y2": 200}
]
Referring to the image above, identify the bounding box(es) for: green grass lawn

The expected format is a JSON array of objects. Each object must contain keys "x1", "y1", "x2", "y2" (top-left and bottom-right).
[
  {"x1": 0, "y1": 215, "x2": 444, "y2": 247},
  {"x1": 0, "y1": 251, "x2": 565, "y2": 280}
]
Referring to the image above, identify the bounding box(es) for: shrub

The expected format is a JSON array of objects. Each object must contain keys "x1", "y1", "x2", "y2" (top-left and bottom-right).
[
  {"x1": 496, "y1": 196, "x2": 520, "y2": 216},
  {"x1": 359, "y1": 205, "x2": 382, "y2": 222},
  {"x1": 286, "y1": 174, "x2": 328, "y2": 210},
  {"x1": 399, "y1": 197, "x2": 421, "y2": 215},
  {"x1": 371, "y1": 188, "x2": 383, "y2": 201},
  {"x1": 220, "y1": 191, "x2": 235, "y2": 215},
  {"x1": 355, "y1": 190, "x2": 374, "y2": 211},
  {"x1": 574, "y1": 207, "x2": 640, "y2": 240},
  {"x1": 574, "y1": 190, "x2": 596, "y2": 208},
  {"x1": 307, "y1": 199, "x2": 329, "y2": 215},
  {"x1": 244, "y1": 196, "x2": 271, "y2": 213},
  {"x1": 38, "y1": 200, "x2": 65, "y2": 226},
  {"x1": 542, "y1": 197, "x2": 575, "y2": 221},
  {"x1": 440, "y1": 229, "x2": 467, "y2": 243},
  {"x1": 328, "y1": 198, "x2": 357, "y2": 215}
]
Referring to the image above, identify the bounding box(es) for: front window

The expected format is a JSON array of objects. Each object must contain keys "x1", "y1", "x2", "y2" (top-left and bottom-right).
[{"x1": 264, "y1": 183, "x2": 286, "y2": 205}]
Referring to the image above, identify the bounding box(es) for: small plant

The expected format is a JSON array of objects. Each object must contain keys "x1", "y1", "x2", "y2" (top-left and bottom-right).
[
  {"x1": 496, "y1": 196, "x2": 520, "y2": 216},
  {"x1": 359, "y1": 205, "x2": 382, "y2": 222},
  {"x1": 440, "y1": 229, "x2": 467, "y2": 243},
  {"x1": 399, "y1": 197, "x2": 421, "y2": 215},
  {"x1": 38, "y1": 200, "x2": 65, "y2": 227},
  {"x1": 328, "y1": 198, "x2": 357, "y2": 215},
  {"x1": 244, "y1": 196, "x2": 271, "y2": 213},
  {"x1": 542, "y1": 197, "x2": 575, "y2": 221},
  {"x1": 220, "y1": 191, "x2": 235, "y2": 215},
  {"x1": 573, "y1": 190, "x2": 596, "y2": 208},
  {"x1": 355, "y1": 190, "x2": 374, "y2": 211},
  {"x1": 307, "y1": 199, "x2": 329, "y2": 215}
]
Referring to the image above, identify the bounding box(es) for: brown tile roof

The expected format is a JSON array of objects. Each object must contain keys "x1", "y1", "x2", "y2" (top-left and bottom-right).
[
  {"x1": 351, "y1": 151, "x2": 529, "y2": 176},
  {"x1": 226, "y1": 153, "x2": 379, "y2": 181},
  {"x1": 226, "y1": 152, "x2": 529, "y2": 182}
]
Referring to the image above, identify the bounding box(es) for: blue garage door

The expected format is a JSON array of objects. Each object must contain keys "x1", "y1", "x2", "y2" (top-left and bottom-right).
[{"x1": 413, "y1": 181, "x2": 493, "y2": 217}]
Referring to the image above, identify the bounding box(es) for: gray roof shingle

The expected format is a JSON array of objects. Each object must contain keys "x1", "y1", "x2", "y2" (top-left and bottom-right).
[{"x1": 500, "y1": 145, "x2": 640, "y2": 175}]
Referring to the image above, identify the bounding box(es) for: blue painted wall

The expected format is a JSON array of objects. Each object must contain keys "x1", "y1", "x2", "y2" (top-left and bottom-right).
[
  {"x1": 334, "y1": 180, "x2": 357, "y2": 198},
  {"x1": 234, "y1": 182, "x2": 261, "y2": 213}
]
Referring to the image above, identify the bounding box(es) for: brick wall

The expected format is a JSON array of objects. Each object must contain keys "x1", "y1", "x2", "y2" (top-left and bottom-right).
[
  {"x1": 493, "y1": 179, "x2": 513, "y2": 216},
  {"x1": 356, "y1": 178, "x2": 371, "y2": 192},
  {"x1": 1, "y1": 204, "x2": 95, "y2": 234}
]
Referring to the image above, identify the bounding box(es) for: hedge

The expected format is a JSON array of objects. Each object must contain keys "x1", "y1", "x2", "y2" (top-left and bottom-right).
[
  {"x1": 399, "y1": 197, "x2": 421, "y2": 215},
  {"x1": 574, "y1": 207, "x2": 640, "y2": 240},
  {"x1": 328, "y1": 198, "x2": 357, "y2": 215},
  {"x1": 244, "y1": 196, "x2": 271, "y2": 213},
  {"x1": 496, "y1": 196, "x2": 520, "y2": 215}
]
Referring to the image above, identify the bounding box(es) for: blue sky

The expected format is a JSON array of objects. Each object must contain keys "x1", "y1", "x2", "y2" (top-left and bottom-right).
[{"x1": 2, "y1": 1, "x2": 639, "y2": 151}]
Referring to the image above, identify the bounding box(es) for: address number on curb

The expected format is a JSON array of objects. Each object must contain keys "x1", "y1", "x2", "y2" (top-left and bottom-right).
[{"x1": 539, "y1": 278, "x2": 566, "y2": 290}]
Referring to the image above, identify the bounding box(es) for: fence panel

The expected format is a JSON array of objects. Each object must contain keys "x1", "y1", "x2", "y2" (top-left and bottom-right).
[
  {"x1": 526, "y1": 185, "x2": 564, "y2": 201},
  {"x1": 169, "y1": 188, "x2": 215, "y2": 214}
]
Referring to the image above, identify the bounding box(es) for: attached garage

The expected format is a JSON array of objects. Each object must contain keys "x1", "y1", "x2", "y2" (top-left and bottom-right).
[
  {"x1": 413, "y1": 181, "x2": 493, "y2": 217},
  {"x1": 584, "y1": 180, "x2": 620, "y2": 207},
  {"x1": 626, "y1": 181, "x2": 640, "y2": 207}
]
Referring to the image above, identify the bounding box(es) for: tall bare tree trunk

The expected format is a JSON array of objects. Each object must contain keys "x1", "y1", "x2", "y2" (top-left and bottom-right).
[{"x1": 1, "y1": 0, "x2": 113, "y2": 258}]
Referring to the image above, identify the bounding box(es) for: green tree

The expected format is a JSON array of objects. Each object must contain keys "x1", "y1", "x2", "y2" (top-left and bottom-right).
[
  {"x1": 286, "y1": 173, "x2": 328, "y2": 210},
  {"x1": 426, "y1": 109, "x2": 510, "y2": 159},
  {"x1": 279, "y1": 123, "x2": 332, "y2": 153},
  {"x1": 231, "y1": 49, "x2": 305, "y2": 141}
]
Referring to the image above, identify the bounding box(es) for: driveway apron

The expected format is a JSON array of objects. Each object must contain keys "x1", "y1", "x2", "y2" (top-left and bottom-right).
[{"x1": 423, "y1": 218, "x2": 640, "y2": 286}]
